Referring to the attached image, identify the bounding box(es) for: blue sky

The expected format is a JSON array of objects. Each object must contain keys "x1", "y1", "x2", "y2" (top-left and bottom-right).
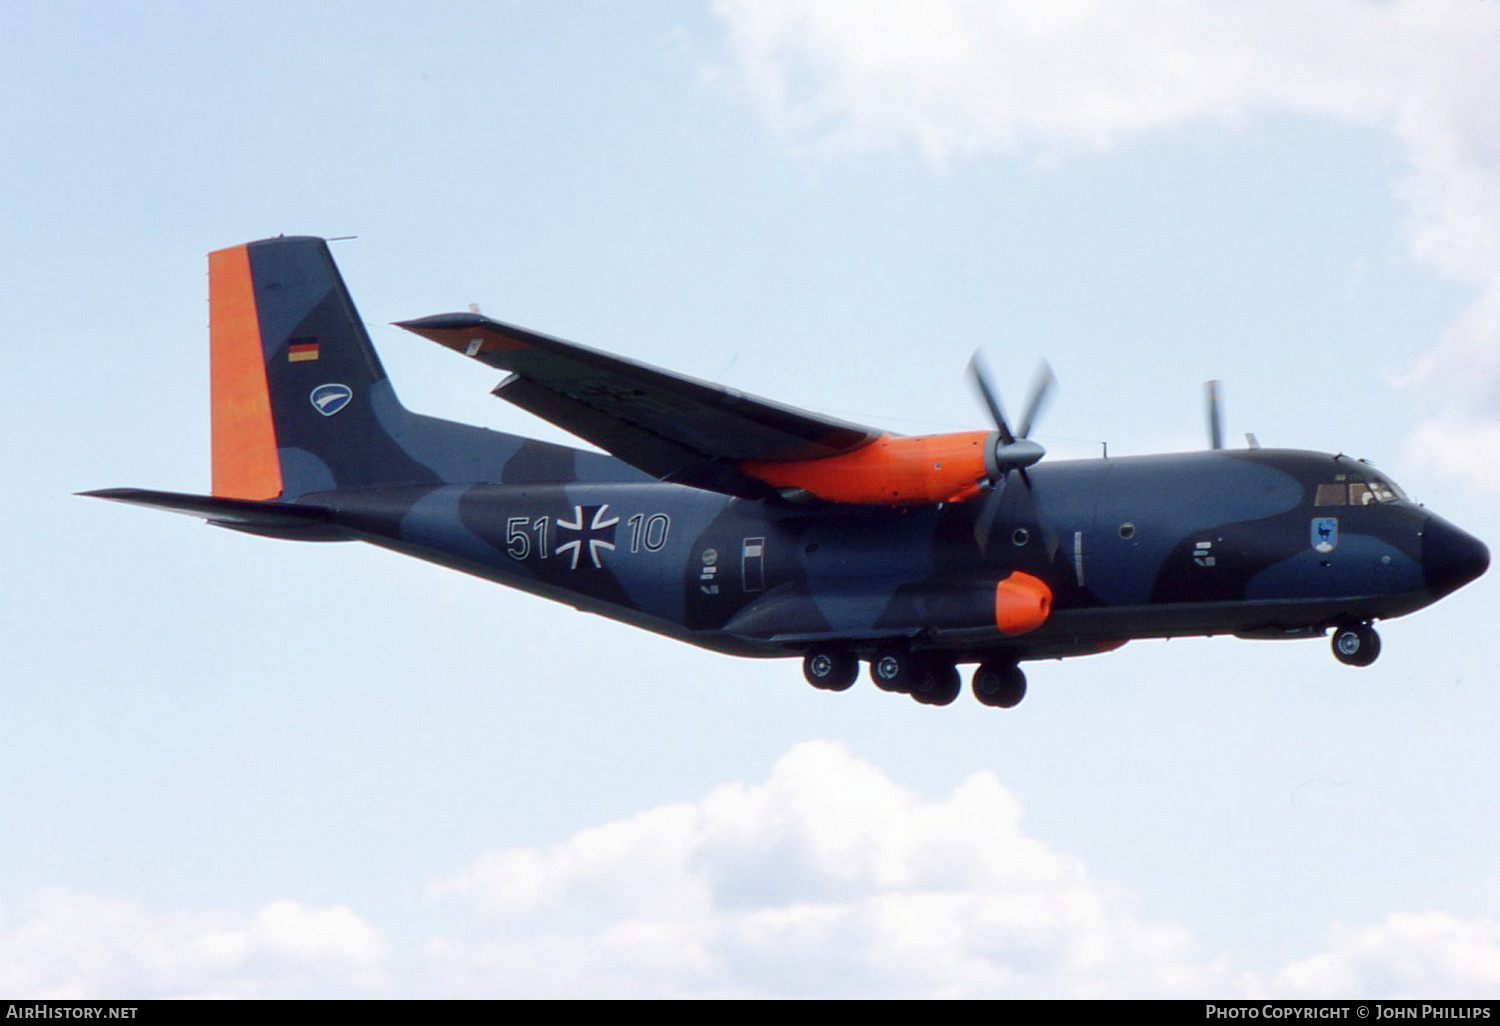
[{"x1": 3, "y1": 0, "x2": 1499, "y2": 997}]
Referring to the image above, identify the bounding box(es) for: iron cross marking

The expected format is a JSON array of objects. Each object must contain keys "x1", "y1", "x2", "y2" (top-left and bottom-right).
[{"x1": 555, "y1": 504, "x2": 620, "y2": 569}]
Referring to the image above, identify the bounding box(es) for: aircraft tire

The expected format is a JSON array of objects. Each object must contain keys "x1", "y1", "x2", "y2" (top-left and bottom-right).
[
  {"x1": 869, "y1": 648, "x2": 919, "y2": 693},
  {"x1": 972, "y1": 661, "x2": 1027, "y2": 708},
  {"x1": 911, "y1": 661, "x2": 962, "y2": 706},
  {"x1": 1331, "y1": 624, "x2": 1381, "y2": 667},
  {"x1": 803, "y1": 646, "x2": 858, "y2": 691}
]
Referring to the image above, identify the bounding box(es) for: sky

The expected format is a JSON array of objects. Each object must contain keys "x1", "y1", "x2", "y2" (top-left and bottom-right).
[{"x1": 2, "y1": 0, "x2": 1499, "y2": 999}]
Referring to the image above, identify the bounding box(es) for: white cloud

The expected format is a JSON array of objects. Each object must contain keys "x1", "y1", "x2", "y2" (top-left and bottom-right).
[
  {"x1": 1401, "y1": 414, "x2": 1500, "y2": 496},
  {"x1": 0, "y1": 891, "x2": 387, "y2": 999},
  {"x1": 711, "y1": 0, "x2": 1500, "y2": 492},
  {"x1": 426, "y1": 740, "x2": 1240, "y2": 998},
  {"x1": 4, "y1": 744, "x2": 1498, "y2": 998},
  {"x1": 424, "y1": 741, "x2": 1500, "y2": 998},
  {"x1": 712, "y1": 0, "x2": 1416, "y2": 160},
  {"x1": 1277, "y1": 912, "x2": 1500, "y2": 998}
]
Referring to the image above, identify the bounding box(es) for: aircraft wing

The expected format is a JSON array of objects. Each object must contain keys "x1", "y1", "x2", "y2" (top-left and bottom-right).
[{"x1": 396, "y1": 313, "x2": 885, "y2": 495}]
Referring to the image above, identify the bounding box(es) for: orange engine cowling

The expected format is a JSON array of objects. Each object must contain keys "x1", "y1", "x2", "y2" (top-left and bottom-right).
[
  {"x1": 740, "y1": 432, "x2": 994, "y2": 506},
  {"x1": 994, "y1": 572, "x2": 1051, "y2": 635}
]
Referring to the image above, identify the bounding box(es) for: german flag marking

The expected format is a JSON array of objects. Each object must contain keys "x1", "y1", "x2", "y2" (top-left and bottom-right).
[{"x1": 288, "y1": 339, "x2": 320, "y2": 362}]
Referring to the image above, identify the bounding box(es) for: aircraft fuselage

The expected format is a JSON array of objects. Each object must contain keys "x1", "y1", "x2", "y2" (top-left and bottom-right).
[{"x1": 309, "y1": 447, "x2": 1485, "y2": 664}]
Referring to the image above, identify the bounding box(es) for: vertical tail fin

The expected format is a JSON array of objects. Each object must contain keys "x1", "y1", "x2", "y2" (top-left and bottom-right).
[
  {"x1": 208, "y1": 242, "x2": 281, "y2": 499},
  {"x1": 87, "y1": 237, "x2": 642, "y2": 525},
  {"x1": 209, "y1": 236, "x2": 441, "y2": 499}
]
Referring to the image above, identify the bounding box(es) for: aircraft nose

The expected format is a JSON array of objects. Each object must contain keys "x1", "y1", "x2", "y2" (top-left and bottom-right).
[{"x1": 1422, "y1": 516, "x2": 1489, "y2": 599}]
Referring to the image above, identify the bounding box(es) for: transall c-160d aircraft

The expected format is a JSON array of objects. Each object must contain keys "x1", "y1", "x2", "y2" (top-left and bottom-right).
[{"x1": 86, "y1": 236, "x2": 1489, "y2": 708}]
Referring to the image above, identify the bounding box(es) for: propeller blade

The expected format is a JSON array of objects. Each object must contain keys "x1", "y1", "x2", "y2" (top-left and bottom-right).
[
  {"x1": 1206, "y1": 380, "x2": 1224, "y2": 450},
  {"x1": 975, "y1": 470, "x2": 1060, "y2": 563},
  {"x1": 1016, "y1": 361, "x2": 1055, "y2": 440},
  {"x1": 1017, "y1": 469, "x2": 1061, "y2": 560},
  {"x1": 1019, "y1": 470, "x2": 1061, "y2": 560},
  {"x1": 968, "y1": 353, "x2": 1015, "y2": 446},
  {"x1": 972, "y1": 475, "x2": 1008, "y2": 554}
]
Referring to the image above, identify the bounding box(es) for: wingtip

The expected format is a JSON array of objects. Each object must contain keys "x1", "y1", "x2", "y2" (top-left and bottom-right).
[{"x1": 394, "y1": 312, "x2": 488, "y2": 333}]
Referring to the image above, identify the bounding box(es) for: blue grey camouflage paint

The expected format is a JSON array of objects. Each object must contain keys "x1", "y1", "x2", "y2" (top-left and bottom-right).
[{"x1": 85, "y1": 237, "x2": 1489, "y2": 692}]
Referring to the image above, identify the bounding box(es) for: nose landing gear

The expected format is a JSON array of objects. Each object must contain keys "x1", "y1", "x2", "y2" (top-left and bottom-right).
[{"x1": 1331, "y1": 623, "x2": 1381, "y2": 667}]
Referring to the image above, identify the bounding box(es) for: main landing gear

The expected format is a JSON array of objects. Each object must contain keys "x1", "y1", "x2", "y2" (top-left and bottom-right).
[
  {"x1": 1330, "y1": 622, "x2": 1381, "y2": 667},
  {"x1": 971, "y1": 660, "x2": 1027, "y2": 708},
  {"x1": 867, "y1": 647, "x2": 962, "y2": 706},
  {"x1": 801, "y1": 645, "x2": 859, "y2": 691},
  {"x1": 801, "y1": 647, "x2": 1024, "y2": 708}
]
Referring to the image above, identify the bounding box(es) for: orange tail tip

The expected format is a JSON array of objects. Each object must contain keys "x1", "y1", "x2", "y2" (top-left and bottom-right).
[
  {"x1": 208, "y1": 244, "x2": 282, "y2": 500},
  {"x1": 994, "y1": 571, "x2": 1052, "y2": 635}
]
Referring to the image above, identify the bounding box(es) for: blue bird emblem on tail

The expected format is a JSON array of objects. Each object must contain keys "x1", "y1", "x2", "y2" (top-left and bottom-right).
[{"x1": 310, "y1": 383, "x2": 353, "y2": 417}]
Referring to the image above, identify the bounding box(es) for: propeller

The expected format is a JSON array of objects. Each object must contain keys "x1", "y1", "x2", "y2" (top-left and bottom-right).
[
  {"x1": 1206, "y1": 379, "x2": 1224, "y2": 450},
  {"x1": 1206, "y1": 380, "x2": 1263, "y2": 449},
  {"x1": 968, "y1": 355, "x2": 1055, "y2": 554}
]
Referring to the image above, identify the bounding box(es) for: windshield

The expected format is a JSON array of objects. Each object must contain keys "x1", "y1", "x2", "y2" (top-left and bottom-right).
[{"x1": 1314, "y1": 472, "x2": 1406, "y2": 507}]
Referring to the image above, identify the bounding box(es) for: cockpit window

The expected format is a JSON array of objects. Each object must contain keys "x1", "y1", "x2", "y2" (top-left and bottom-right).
[
  {"x1": 1315, "y1": 483, "x2": 1347, "y2": 506},
  {"x1": 1315, "y1": 473, "x2": 1405, "y2": 507}
]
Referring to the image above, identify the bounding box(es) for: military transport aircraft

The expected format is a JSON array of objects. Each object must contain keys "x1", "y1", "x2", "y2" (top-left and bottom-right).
[{"x1": 84, "y1": 236, "x2": 1489, "y2": 708}]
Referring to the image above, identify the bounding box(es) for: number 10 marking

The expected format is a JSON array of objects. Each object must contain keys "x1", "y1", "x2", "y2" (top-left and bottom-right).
[{"x1": 627, "y1": 513, "x2": 670, "y2": 553}]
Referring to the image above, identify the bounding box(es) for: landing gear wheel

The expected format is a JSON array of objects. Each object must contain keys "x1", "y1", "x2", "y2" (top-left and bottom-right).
[
  {"x1": 869, "y1": 647, "x2": 920, "y2": 693},
  {"x1": 972, "y1": 661, "x2": 1027, "y2": 708},
  {"x1": 803, "y1": 646, "x2": 858, "y2": 691},
  {"x1": 1331, "y1": 623, "x2": 1381, "y2": 667},
  {"x1": 910, "y1": 661, "x2": 962, "y2": 706}
]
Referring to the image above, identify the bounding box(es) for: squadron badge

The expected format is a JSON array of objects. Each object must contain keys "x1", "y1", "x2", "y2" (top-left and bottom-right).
[{"x1": 1311, "y1": 517, "x2": 1339, "y2": 554}]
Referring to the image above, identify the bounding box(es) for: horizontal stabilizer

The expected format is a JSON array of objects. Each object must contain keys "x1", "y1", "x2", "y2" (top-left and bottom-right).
[{"x1": 79, "y1": 488, "x2": 348, "y2": 541}]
